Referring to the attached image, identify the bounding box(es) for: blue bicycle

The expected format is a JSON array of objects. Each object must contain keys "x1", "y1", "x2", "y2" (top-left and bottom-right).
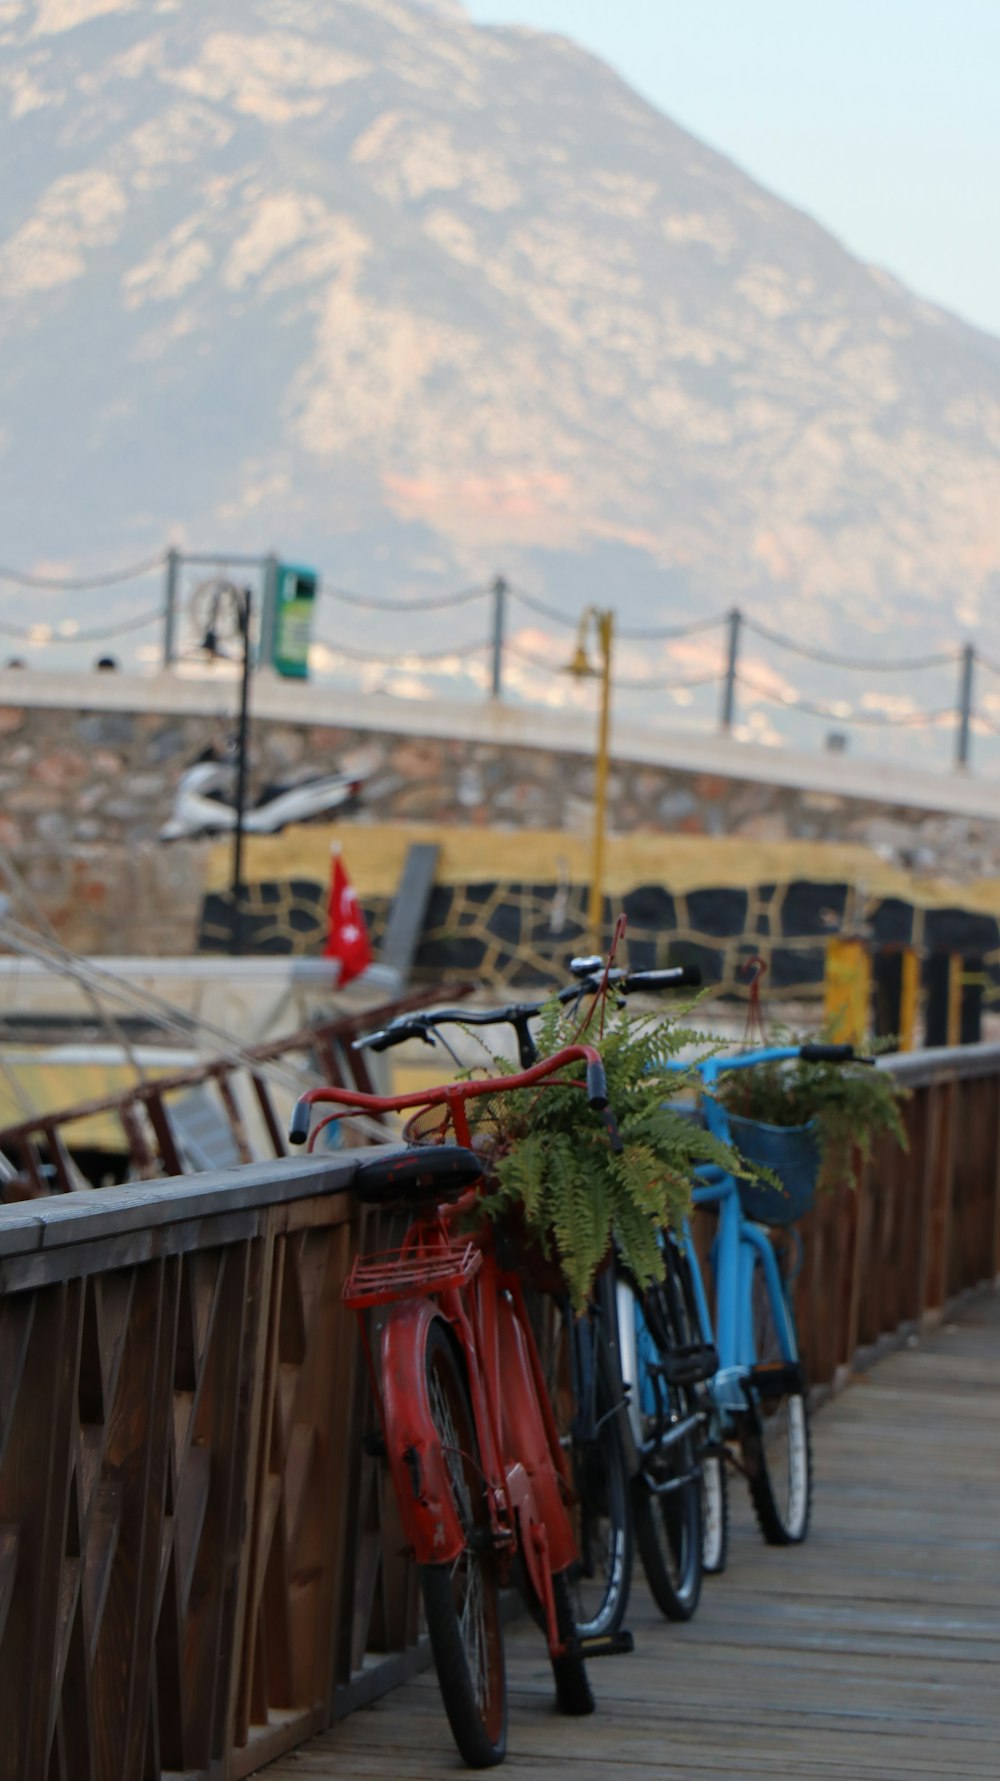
[{"x1": 642, "y1": 1040, "x2": 857, "y2": 1559}]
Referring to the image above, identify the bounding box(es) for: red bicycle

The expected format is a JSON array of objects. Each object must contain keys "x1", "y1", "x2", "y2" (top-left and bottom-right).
[{"x1": 289, "y1": 1045, "x2": 631, "y2": 1769}]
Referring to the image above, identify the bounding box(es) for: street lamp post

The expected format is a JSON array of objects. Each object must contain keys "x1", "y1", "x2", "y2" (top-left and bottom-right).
[
  {"x1": 565, "y1": 607, "x2": 615, "y2": 949},
  {"x1": 198, "y1": 581, "x2": 253, "y2": 958}
]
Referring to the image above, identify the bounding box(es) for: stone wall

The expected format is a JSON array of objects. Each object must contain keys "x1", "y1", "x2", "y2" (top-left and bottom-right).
[{"x1": 3, "y1": 692, "x2": 1000, "y2": 970}]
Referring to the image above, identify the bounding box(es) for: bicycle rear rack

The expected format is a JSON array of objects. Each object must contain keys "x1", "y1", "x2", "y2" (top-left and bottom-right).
[{"x1": 343, "y1": 1241, "x2": 482, "y2": 1309}]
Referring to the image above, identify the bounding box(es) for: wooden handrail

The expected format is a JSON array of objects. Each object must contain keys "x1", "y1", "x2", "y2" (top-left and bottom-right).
[{"x1": 0, "y1": 983, "x2": 473, "y2": 1196}]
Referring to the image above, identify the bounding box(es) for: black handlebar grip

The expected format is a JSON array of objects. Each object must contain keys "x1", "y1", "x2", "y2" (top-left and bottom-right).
[
  {"x1": 626, "y1": 965, "x2": 703, "y2": 992},
  {"x1": 355, "y1": 1022, "x2": 428, "y2": 1053},
  {"x1": 800, "y1": 1042, "x2": 855, "y2": 1063},
  {"x1": 288, "y1": 1098, "x2": 312, "y2": 1145},
  {"x1": 586, "y1": 1059, "x2": 609, "y2": 1109}
]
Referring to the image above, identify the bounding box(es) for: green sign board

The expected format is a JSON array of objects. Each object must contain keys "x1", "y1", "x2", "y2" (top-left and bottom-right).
[{"x1": 272, "y1": 564, "x2": 317, "y2": 679}]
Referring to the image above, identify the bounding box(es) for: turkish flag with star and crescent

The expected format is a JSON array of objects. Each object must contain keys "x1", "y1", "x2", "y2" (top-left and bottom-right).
[{"x1": 323, "y1": 850, "x2": 374, "y2": 984}]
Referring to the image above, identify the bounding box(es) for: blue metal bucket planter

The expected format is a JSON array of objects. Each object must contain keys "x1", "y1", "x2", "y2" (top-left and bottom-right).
[{"x1": 727, "y1": 1112, "x2": 821, "y2": 1226}]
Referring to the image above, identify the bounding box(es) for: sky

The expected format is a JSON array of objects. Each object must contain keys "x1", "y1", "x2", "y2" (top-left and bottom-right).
[{"x1": 464, "y1": 0, "x2": 1000, "y2": 340}]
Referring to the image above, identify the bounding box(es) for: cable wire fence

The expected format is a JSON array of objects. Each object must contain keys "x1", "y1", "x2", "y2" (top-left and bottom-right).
[{"x1": 1, "y1": 546, "x2": 997, "y2": 770}]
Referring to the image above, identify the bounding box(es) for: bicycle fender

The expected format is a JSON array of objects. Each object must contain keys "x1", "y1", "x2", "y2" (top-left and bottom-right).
[
  {"x1": 379, "y1": 1301, "x2": 466, "y2": 1566},
  {"x1": 496, "y1": 1296, "x2": 577, "y2": 1575}
]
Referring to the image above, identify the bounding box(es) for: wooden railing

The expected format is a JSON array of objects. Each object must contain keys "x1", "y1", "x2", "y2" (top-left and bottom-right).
[
  {"x1": 789, "y1": 1045, "x2": 1000, "y2": 1388},
  {"x1": 0, "y1": 1048, "x2": 997, "y2": 1781},
  {"x1": 0, "y1": 986, "x2": 470, "y2": 1196}
]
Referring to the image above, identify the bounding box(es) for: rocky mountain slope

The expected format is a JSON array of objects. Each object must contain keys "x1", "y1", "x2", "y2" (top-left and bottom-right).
[{"x1": 2, "y1": 0, "x2": 1000, "y2": 680}]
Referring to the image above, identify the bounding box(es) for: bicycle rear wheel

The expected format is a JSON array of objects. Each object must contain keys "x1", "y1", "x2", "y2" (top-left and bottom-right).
[
  {"x1": 741, "y1": 1252, "x2": 812, "y2": 1545},
  {"x1": 700, "y1": 1450, "x2": 729, "y2": 1576},
  {"x1": 418, "y1": 1322, "x2": 507, "y2": 1768},
  {"x1": 546, "y1": 1306, "x2": 632, "y2": 1638},
  {"x1": 625, "y1": 1262, "x2": 703, "y2": 1621}
]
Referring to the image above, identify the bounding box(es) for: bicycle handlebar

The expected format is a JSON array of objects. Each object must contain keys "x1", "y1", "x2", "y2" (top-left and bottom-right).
[
  {"x1": 288, "y1": 1099, "x2": 313, "y2": 1146},
  {"x1": 353, "y1": 964, "x2": 702, "y2": 1057},
  {"x1": 289, "y1": 1042, "x2": 611, "y2": 1146},
  {"x1": 354, "y1": 1007, "x2": 487, "y2": 1052},
  {"x1": 684, "y1": 1041, "x2": 871, "y2": 1082},
  {"x1": 799, "y1": 1042, "x2": 856, "y2": 1063},
  {"x1": 618, "y1": 966, "x2": 703, "y2": 992},
  {"x1": 586, "y1": 1058, "x2": 609, "y2": 1109}
]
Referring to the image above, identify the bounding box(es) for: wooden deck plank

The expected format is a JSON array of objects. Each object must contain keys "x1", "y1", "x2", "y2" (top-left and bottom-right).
[{"x1": 267, "y1": 1291, "x2": 1000, "y2": 1780}]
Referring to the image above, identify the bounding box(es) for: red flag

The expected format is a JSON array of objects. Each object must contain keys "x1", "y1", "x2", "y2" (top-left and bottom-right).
[{"x1": 323, "y1": 850, "x2": 373, "y2": 984}]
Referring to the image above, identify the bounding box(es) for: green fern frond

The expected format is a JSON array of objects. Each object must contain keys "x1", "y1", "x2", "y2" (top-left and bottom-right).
[{"x1": 475, "y1": 997, "x2": 741, "y2": 1311}]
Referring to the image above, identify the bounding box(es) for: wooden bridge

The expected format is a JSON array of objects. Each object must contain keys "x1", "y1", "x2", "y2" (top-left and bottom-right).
[
  {"x1": 278, "y1": 1289, "x2": 1000, "y2": 1780},
  {"x1": 0, "y1": 1043, "x2": 997, "y2": 1780}
]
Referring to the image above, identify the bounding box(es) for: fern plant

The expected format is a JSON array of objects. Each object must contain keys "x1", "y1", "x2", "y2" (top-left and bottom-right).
[{"x1": 470, "y1": 1000, "x2": 737, "y2": 1313}]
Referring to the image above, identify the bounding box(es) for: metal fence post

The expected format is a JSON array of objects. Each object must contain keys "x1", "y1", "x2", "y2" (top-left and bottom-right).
[
  {"x1": 163, "y1": 547, "x2": 180, "y2": 668},
  {"x1": 956, "y1": 642, "x2": 975, "y2": 768},
  {"x1": 719, "y1": 607, "x2": 741, "y2": 731},
  {"x1": 490, "y1": 575, "x2": 507, "y2": 697}
]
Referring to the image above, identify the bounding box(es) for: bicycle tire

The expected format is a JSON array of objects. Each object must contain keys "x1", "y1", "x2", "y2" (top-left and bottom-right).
[
  {"x1": 550, "y1": 1312, "x2": 633, "y2": 1639},
  {"x1": 741, "y1": 1253, "x2": 812, "y2": 1545},
  {"x1": 418, "y1": 1322, "x2": 507, "y2": 1768},
  {"x1": 549, "y1": 1567, "x2": 596, "y2": 1716},
  {"x1": 700, "y1": 1450, "x2": 729, "y2": 1576},
  {"x1": 668, "y1": 1243, "x2": 729, "y2": 1578},
  {"x1": 626, "y1": 1263, "x2": 703, "y2": 1621}
]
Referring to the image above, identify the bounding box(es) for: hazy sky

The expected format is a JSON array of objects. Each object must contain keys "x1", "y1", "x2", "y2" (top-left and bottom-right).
[{"x1": 464, "y1": 0, "x2": 1000, "y2": 339}]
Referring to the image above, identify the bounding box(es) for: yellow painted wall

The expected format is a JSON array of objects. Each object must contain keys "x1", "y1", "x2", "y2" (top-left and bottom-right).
[{"x1": 207, "y1": 819, "x2": 1000, "y2": 918}]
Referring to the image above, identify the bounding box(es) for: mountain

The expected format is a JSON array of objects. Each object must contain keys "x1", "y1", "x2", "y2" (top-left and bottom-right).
[{"x1": 2, "y1": 0, "x2": 1000, "y2": 698}]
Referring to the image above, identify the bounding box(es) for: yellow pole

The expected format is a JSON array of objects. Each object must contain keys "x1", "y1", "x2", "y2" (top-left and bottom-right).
[
  {"x1": 823, "y1": 937, "x2": 871, "y2": 1045},
  {"x1": 588, "y1": 610, "x2": 614, "y2": 946},
  {"x1": 898, "y1": 948, "x2": 920, "y2": 1052},
  {"x1": 946, "y1": 953, "x2": 962, "y2": 1047}
]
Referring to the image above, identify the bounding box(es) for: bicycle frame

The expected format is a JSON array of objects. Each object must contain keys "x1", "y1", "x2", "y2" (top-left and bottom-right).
[
  {"x1": 368, "y1": 1201, "x2": 577, "y2": 1630},
  {"x1": 673, "y1": 1048, "x2": 805, "y2": 1421}
]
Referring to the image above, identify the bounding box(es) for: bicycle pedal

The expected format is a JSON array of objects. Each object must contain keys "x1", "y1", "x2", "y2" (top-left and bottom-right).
[
  {"x1": 660, "y1": 1344, "x2": 719, "y2": 1387},
  {"x1": 573, "y1": 1629, "x2": 635, "y2": 1660},
  {"x1": 362, "y1": 1429, "x2": 387, "y2": 1459},
  {"x1": 748, "y1": 1361, "x2": 804, "y2": 1400}
]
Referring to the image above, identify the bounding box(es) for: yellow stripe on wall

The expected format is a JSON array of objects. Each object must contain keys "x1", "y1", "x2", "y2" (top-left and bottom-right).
[{"x1": 205, "y1": 820, "x2": 1000, "y2": 916}]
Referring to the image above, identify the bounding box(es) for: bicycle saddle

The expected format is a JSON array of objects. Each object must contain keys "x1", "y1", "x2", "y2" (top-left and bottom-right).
[{"x1": 351, "y1": 1145, "x2": 483, "y2": 1205}]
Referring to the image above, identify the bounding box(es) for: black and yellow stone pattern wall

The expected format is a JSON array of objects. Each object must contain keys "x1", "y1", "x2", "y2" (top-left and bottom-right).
[
  {"x1": 6, "y1": 695, "x2": 1000, "y2": 970},
  {"x1": 199, "y1": 825, "x2": 1000, "y2": 1001}
]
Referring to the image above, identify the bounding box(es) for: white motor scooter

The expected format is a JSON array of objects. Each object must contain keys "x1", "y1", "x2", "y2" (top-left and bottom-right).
[{"x1": 160, "y1": 747, "x2": 363, "y2": 840}]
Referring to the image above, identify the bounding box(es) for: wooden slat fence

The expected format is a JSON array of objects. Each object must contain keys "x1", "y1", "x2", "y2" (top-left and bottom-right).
[
  {"x1": 0, "y1": 1046, "x2": 996, "y2": 1780},
  {"x1": 789, "y1": 1044, "x2": 1000, "y2": 1387}
]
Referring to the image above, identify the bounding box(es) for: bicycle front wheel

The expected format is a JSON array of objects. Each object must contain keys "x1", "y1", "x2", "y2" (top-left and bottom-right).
[
  {"x1": 668, "y1": 1241, "x2": 729, "y2": 1578},
  {"x1": 700, "y1": 1450, "x2": 729, "y2": 1576},
  {"x1": 548, "y1": 1309, "x2": 632, "y2": 1639},
  {"x1": 418, "y1": 1322, "x2": 507, "y2": 1768},
  {"x1": 626, "y1": 1270, "x2": 703, "y2": 1621},
  {"x1": 741, "y1": 1253, "x2": 812, "y2": 1545}
]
